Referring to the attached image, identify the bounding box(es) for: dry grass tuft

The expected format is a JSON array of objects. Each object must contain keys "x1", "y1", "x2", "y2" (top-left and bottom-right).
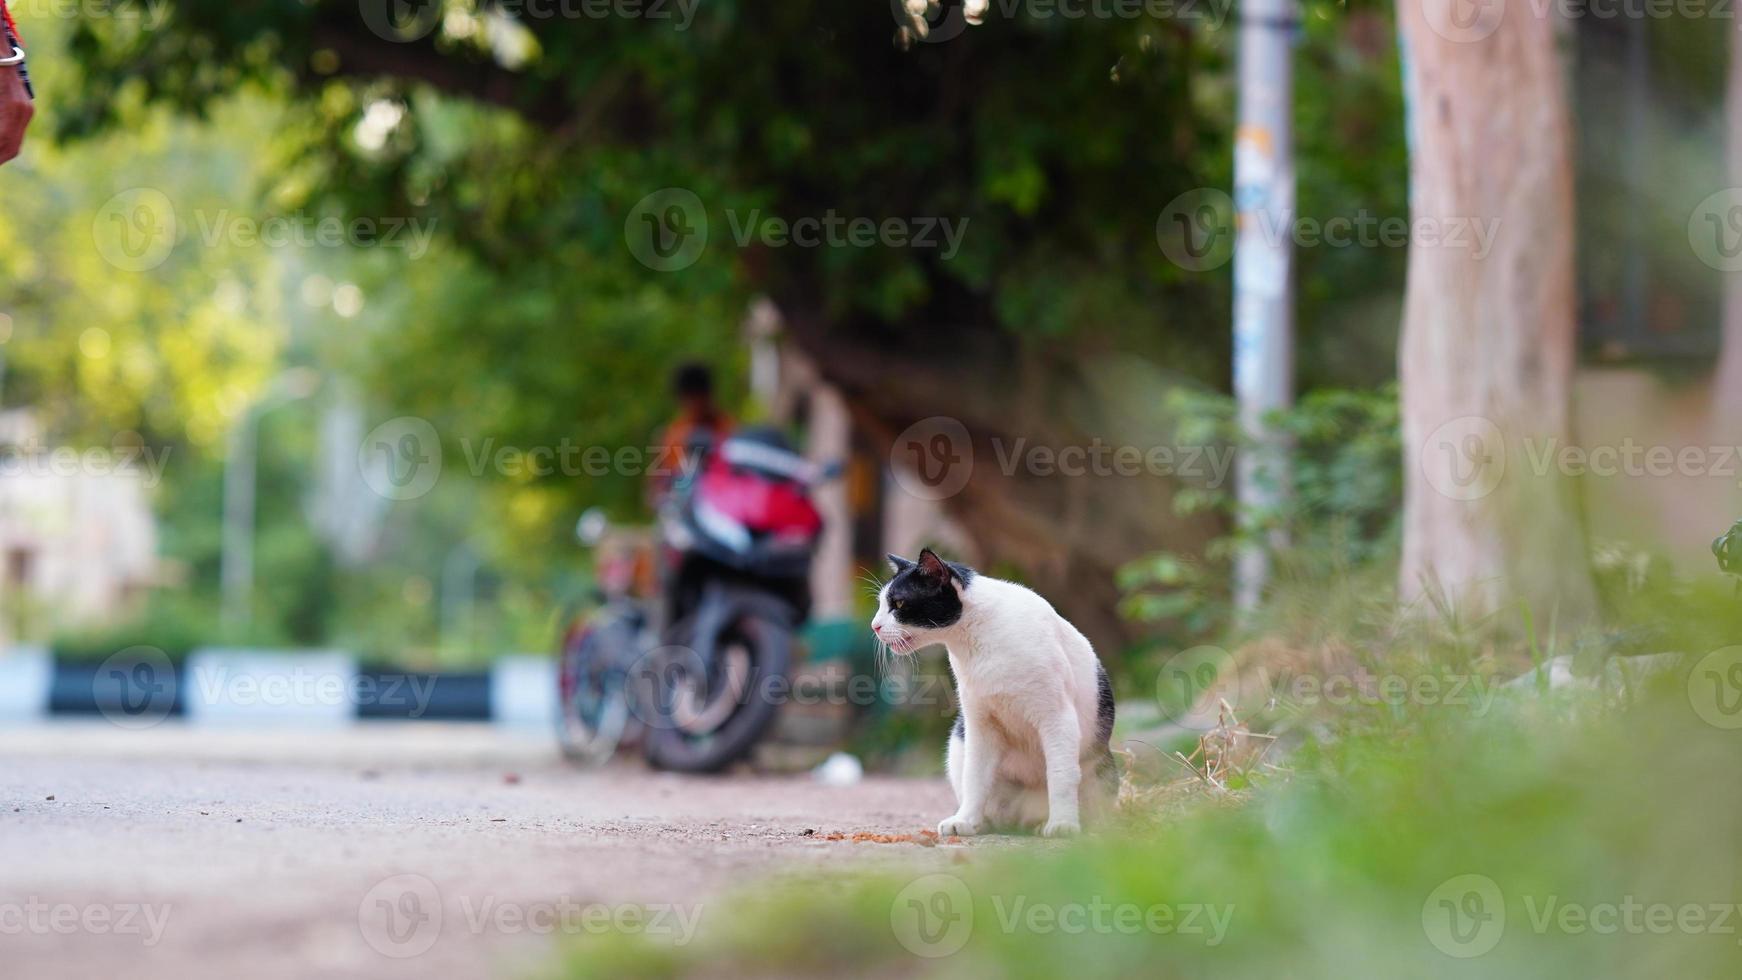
[{"x1": 1114, "y1": 699, "x2": 1283, "y2": 828}]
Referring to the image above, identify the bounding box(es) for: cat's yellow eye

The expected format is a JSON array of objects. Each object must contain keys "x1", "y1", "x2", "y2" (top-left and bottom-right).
[{"x1": 893, "y1": 599, "x2": 904, "y2": 609}]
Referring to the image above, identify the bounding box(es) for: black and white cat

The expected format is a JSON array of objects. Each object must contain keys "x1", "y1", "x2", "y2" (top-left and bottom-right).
[{"x1": 871, "y1": 549, "x2": 1116, "y2": 837}]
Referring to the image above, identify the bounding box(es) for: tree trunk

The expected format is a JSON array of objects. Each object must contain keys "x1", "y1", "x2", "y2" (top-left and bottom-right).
[
  {"x1": 779, "y1": 310, "x2": 1219, "y2": 655},
  {"x1": 1713, "y1": 30, "x2": 1742, "y2": 435},
  {"x1": 1395, "y1": 1, "x2": 1596, "y2": 618}
]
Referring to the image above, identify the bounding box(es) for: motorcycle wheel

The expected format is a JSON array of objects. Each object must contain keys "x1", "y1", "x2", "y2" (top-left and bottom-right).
[
  {"x1": 641, "y1": 612, "x2": 791, "y2": 774},
  {"x1": 555, "y1": 615, "x2": 635, "y2": 766}
]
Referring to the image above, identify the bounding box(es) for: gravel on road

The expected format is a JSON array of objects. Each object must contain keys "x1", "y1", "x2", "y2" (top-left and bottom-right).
[{"x1": 0, "y1": 722, "x2": 961, "y2": 980}]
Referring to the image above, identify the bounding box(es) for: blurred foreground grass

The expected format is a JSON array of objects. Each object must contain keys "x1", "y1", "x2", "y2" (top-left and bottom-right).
[{"x1": 542, "y1": 606, "x2": 1742, "y2": 979}]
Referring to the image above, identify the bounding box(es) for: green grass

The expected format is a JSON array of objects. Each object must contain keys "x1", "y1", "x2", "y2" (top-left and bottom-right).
[{"x1": 542, "y1": 654, "x2": 1742, "y2": 979}]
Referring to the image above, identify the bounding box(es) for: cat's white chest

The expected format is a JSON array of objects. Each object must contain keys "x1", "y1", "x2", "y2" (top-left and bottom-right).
[{"x1": 944, "y1": 634, "x2": 1061, "y2": 715}]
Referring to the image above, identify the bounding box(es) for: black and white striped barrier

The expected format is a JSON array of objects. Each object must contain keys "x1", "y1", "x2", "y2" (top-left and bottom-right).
[{"x1": 0, "y1": 647, "x2": 556, "y2": 728}]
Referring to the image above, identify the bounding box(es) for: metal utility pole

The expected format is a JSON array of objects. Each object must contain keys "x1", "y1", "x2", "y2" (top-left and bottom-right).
[
  {"x1": 220, "y1": 369, "x2": 320, "y2": 634},
  {"x1": 1232, "y1": 0, "x2": 1296, "y2": 612},
  {"x1": 220, "y1": 413, "x2": 261, "y2": 635},
  {"x1": 439, "y1": 542, "x2": 480, "y2": 662}
]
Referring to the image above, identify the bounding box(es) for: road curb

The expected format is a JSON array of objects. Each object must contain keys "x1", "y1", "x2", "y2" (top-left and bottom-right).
[
  {"x1": 0, "y1": 645, "x2": 51, "y2": 719},
  {"x1": 0, "y1": 647, "x2": 555, "y2": 727}
]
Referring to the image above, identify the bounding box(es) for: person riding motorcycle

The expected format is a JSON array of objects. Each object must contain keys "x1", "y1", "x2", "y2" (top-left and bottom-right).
[
  {"x1": 1, "y1": 0, "x2": 34, "y2": 166},
  {"x1": 649, "y1": 361, "x2": 734, "y2": 623},
  {"x1": 649, "y1": 361, "x2": 732, "y2": 507},
  {"x1": 557, "y1": 361, "x2": 820, "y2": 771}
]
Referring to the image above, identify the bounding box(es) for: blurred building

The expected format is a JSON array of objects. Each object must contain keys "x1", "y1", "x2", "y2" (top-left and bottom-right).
[
  {"x1": 0, "y1": 411, "x2": 162, "y2": 643},
  {"x1": 1570, "y1": 20, "x2": 1742, "y2": 567}
]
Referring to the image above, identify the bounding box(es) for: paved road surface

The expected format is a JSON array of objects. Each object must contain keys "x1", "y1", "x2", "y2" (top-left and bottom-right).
[{"x1": 0, "y1": 723, "x2": 959, "y2": 979}]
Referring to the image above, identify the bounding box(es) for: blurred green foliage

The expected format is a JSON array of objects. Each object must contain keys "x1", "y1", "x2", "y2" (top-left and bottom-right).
[
  {"x1": 1118, "y1": 384, "x2": 1402, "y2": 645},
  {"x1": 49, "y1": 593, "x2": 244, "y2": 664},
  {"x1": 7, "y1": 2, "x2": 1410, "y2": 663},
  {"x1": 542, "y1": 654, "x2": 1741, "y2": 979}
]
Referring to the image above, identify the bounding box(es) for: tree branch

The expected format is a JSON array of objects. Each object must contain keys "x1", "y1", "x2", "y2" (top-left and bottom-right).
[{"x1": 305, "y1": 16, "x2": 577, "y2": 129}]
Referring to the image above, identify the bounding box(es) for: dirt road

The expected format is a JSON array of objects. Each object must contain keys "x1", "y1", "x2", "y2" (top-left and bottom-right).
[{"x1": 0, "y1": 723, "x2": 959, "y2": 979}]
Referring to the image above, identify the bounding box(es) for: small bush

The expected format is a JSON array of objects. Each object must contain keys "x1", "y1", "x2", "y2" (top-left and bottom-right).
[{"x1": 49, "y1": 594, "x2": 286, "y2": 664}]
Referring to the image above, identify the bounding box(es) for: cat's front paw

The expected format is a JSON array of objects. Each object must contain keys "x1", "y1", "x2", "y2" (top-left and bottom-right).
[
  {"x1": 1040, "y1": 818, "x2": 1080, "y2": 838},
  {"x1": 938, "y1": 813, "x2": 982, "y2": 837}
]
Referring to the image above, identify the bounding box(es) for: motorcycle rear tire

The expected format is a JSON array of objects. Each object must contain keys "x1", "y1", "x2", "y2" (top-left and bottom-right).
[{"x1": 642, "y1": 612, "x2": 791, "y2": 774}]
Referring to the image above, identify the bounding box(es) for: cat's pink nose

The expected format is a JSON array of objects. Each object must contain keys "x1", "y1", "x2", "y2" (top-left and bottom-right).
[{"x1": 871, "y1": 624, "x2": 883, "y2": 635}]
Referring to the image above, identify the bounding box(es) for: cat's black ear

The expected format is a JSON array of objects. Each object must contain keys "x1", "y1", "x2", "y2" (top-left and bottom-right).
[
  {"x1": 886, "y1": 554, "x2": 915, "y2": 575},
  {"x1": 916, "y1": 548, "x2": 952, "y2": 583}
]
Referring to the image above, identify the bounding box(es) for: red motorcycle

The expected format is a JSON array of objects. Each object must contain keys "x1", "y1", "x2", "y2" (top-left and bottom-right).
[{"x1": 557, "y1": 428, "x2": 831, "y2": 772}]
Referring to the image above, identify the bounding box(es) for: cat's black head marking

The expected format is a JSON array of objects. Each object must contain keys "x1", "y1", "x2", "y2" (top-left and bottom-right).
[{"x1": 883, "y1": 548, "x2": 975, "y2": 629}]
